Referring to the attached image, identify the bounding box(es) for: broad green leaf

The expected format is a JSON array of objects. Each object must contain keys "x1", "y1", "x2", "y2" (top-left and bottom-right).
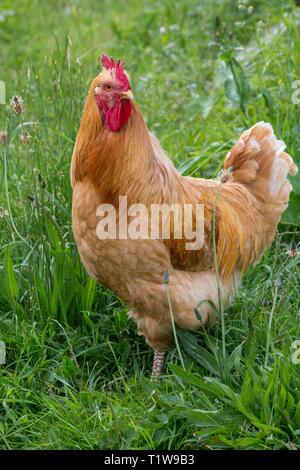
[
  {"x1": 58, "y1": 252, "x2": 80, "y2": 315},
  {"x1": 82, "y1": 276, "x2": 97, "y2": 311},
  {"x1": 47, "y1": 217, "x2": 63, "y2": 251},
  {"x1": 4, "y1": 247, "x2": 19, "y2": 302},
  {"x1": 225, "y1": 57, "x2": 252, "y2": 112},
  {"x1": 294, "y1": 401, "x2": 300, "y2": 427},
  {"x1": 34, "y1": 270, "x2": 49, "y2": 315},
  {"x1": 282, "y1": 193, "x2": 300, "y2": 226}
]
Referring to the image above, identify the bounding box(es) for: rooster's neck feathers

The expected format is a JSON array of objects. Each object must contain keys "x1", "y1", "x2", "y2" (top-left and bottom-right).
[{"x1": 72, "y1": 92, "x2": 177, "y2": 205}]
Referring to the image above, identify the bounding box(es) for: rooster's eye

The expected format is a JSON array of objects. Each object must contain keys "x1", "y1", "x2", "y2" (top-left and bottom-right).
[{"x1": 103, "y1": 84, "x2": 112, "y2": 91}]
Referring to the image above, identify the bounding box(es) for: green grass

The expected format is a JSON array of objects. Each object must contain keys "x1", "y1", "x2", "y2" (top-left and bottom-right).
[{"x1": 1, "y1": 0, "x2": 300, "y2": 450}]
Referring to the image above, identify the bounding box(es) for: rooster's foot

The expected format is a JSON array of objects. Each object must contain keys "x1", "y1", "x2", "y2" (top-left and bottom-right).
[{"x1": 151, "y1": 350, "x2": 166, "y2": 379}]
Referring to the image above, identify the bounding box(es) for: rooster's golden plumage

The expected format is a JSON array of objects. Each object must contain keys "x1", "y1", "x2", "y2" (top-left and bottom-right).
[{"x1": 71, "y1": 56, "x2": 298, "y2": 375}]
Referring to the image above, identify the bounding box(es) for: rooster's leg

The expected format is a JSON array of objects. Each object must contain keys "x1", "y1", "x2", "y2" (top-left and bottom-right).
[{"x1": 151, "y1": 350, "x2": 166, "y2": 378}]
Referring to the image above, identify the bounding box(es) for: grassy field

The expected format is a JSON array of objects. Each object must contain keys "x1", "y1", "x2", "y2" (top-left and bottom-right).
[{"x1": 1, "y1": 0, "x2": 300, "y2": 450}]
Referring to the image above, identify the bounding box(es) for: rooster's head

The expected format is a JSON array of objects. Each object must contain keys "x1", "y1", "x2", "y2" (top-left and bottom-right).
[{"x1": 94, "y1": 55, "x2": 134, "y2": 132}]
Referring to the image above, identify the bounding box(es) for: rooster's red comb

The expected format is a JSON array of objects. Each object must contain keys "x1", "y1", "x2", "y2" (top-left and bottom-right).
[{"x1": 100, "y1": 54, "x2": 130, "y2": 91}]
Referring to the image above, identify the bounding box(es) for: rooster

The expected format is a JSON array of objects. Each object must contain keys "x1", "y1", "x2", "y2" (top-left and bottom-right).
[{"x1": 71, "y1": 55, "x2": 298, "y2": 376}]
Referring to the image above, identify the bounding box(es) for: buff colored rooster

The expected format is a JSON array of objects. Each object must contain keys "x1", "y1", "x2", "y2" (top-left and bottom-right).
[{"x1": 71, "y1": 55, "x2": 298, "y2": 376}]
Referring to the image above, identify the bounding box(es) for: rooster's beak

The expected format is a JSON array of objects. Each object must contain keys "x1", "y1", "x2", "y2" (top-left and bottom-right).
[{"x1": 121, "y1": 90, "x2": 134, "y2": 101}]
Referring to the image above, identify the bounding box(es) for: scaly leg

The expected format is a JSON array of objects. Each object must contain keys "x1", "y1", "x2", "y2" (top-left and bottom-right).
[{"x1": 151, "y1": 350, "x2": 166, "y2": 378}]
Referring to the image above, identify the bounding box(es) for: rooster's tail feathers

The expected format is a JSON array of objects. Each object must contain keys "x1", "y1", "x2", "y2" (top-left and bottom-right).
[
  {"x1": 217, "y1": 122, "x2": 298, "y2": 281},
  {"x1": 224, "y1": 121, "x2": 298, "y2": 210}
]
